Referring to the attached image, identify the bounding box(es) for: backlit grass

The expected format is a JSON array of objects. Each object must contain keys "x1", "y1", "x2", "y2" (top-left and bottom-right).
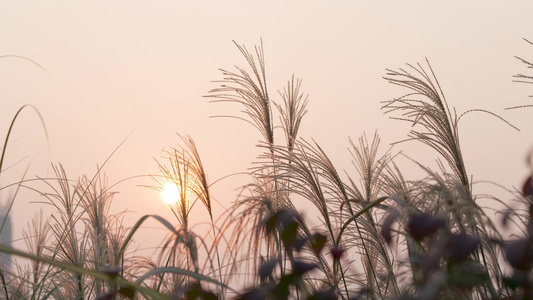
[{"x1": 0, "y1": 40, "x2": 532, "y2": 299}]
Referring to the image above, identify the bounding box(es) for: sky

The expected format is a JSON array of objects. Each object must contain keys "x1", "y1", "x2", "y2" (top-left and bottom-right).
[{"x1": 1, "y1": 1, "x2": 533, "y2": 253}]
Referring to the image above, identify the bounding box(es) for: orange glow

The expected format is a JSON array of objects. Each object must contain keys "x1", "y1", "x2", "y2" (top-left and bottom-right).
[{"x1": 160, "y1": 183, "x2": 180, "y2": 206}]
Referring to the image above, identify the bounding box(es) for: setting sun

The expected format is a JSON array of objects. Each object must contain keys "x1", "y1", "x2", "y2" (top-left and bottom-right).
[{"x1": 160, "y1": 182, "x2": 181, "y2": 206}]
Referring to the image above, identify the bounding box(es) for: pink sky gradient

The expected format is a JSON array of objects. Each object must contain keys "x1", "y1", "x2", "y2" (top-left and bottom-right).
[{"x1": 1, "y1": 1, "x2": 532, "y2": 253}]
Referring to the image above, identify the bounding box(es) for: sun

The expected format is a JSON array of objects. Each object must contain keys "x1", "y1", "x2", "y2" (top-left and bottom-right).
[{"x1": 160, "y1": 183, "x2": 181, "y2": 206}]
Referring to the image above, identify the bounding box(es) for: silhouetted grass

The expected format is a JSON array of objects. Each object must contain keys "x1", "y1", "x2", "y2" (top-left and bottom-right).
[{"x1": 0, "y1": 39, "x2": 532, "y2": 299}]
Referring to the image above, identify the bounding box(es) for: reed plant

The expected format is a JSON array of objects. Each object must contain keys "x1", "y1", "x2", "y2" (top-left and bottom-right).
[{"x1": 0, "y1": 39, "x2": 532, "y2": 299}]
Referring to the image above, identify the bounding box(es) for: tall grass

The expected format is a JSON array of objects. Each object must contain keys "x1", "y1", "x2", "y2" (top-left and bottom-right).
[{"x1": 0, "y1": 39, "x2": 532, "y2": 299}]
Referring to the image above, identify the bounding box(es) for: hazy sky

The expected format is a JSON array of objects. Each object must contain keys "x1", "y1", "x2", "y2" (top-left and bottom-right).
[{"x1": 1, "y1": 2, "x2": 532, "y2": 249}]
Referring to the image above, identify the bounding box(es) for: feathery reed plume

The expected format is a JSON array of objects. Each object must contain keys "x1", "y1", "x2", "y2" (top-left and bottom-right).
[
  {"x1": 77, "y1": 172, "x2": 128, "y2": 296},
  {"x1": 3, "y1": 265, "x2": 30, "y2": 299},
  {"x1": 275, "y1": 75, "x2": 309, "y2": 152},
  {"x1": 217, "y1": 177, "x2": 307, "y2": 286},
  {"x1": 33, "y1": 164, "x2": 132, "y2": 299},
  {"x1": 382, "y1": 61, "x2": 506, "y2": 298},
  {"x1": 151, "y1": 135, "x2": 218, "y2": 293},
  {"x1": 256, "y1": 140, "x2": 335, "y2": 239},
  {"x1": 155, "y1": 150, "x2": 194, "y2": 230},
  {"x1": 206, "y1": 40, "x2": 274, "y2": 148},
  {"x1": 22, "y1": 210, "x2": 50, "y2": 296},
  {"x1": 40, "y1": 164, "x2": 87, "y2": 298},
  {"x1": 506, "y1": 38, "x2": 533, "y2": 110},
  {"x1": 221, "y1": 181, "x2": 332, "y2": 298},
  {"x1": 153, "y1": 134, "x2": 213, "y2": 228},
  {"x1": 171, "y1": 134, "x2": 227, "y2": 291},
  {"x1": 342, "y1": 133, "x2": 399, "y2": 298},
  {"x1": 177, "y1": 134, "x2": 213, "y2": 221},
  {"x1": 254, "y1": 140, "x2": 357, "y2": 296},
  {"x1": 382, "y1": 60, "x2": 471, "y2": 189},
  {"x1": 220, "y1": 182, "x2": 280, "y2": 277}
]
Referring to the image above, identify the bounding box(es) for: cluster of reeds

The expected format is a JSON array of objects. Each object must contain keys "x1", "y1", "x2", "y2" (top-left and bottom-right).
[{"x1": 0, "y1": 39, "x2": 532, "y2": 299}]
